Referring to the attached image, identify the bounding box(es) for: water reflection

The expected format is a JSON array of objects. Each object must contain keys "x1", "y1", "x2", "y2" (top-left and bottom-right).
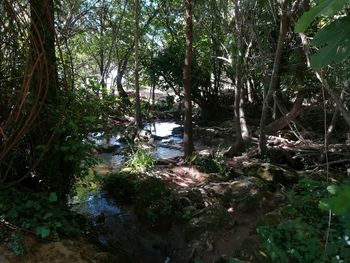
[
  {"x1": 144, "y1": 122, "x2": 180, "y2": 138},
  {"x1": 91, "y1": 132, "x2": 121, "y2": 146},
  {"x1": 72, "y1": 192, "x2": 121, "y2": 220},
  {"x1": 153, "y1": 147, "x2": 182, "y2": 160},
  {"x1": 98, "y1": 154, "x2": 125, "y2": 169}
]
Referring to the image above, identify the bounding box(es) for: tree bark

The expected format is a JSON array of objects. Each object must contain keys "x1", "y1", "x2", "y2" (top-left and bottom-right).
[
  {"x1": 134, "y1": 0, "x2": 142, "y2": 128},
  {"x1": 233, "y1": 0, "x2": 248, "y2": 153},
  {"x1": 29, "y1": 0, "x2": 71, "y2": 195},
  {"x1": 258, "y1": 0, "x2": 290, "y2": 156},
  {"x1": 183, "y1": 0, "x2": 194, "y2": 158},
  {"x1": 265, "y1": 90, "x2": 305, "y2": 135}
]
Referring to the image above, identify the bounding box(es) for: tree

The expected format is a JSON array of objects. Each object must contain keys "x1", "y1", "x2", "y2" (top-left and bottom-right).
[
  {"x1": 258, "y1": 0, "x2": 302, "y2": 156},
  {"x1": 29, "y1": 0, "x2": 73, "y2": 195},
  {"x1": 296, "y1": 0, "x2": 350, "y2": 128},
  {"x1": 134, "y1": 0, "x2": 142, "y2": 128},
  {"x1": 183, "y1": 0, "x2": 194, "y2": 158},
  {"x1": 232, "y1": 0, "x2": 249, "y2": 153}
]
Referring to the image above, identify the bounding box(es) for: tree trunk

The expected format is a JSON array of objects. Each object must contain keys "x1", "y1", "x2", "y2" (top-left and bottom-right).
[
  {"x1": 183, "y1": 0, "x2": 194, "y2": 158},
  {"x1": 29, "y1": 0, "x2": 71, "y2": 195},
  {"x1": 265, "y1": 90, "x2": 305, "y2": 135},
  {"x1": 134, "y1": 0, "x2": 142, "y2": 128},
  {"x1": 258, "y1": 0, "x2": 289, "y2": 156},
  {"x1": 233, "y1": 0, "x2": 247, "y2": 153},
  {"x1": 116, "y1": 72, "x2": 129, "y2": 99}
]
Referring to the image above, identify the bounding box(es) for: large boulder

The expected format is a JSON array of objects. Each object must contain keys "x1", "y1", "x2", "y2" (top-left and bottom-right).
[{"x1": 243, "y1": 162, "x2": 299, "y2": 186}]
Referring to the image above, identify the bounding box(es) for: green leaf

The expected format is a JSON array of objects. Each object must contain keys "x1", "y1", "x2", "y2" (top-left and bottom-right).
[
  {"x1": 43, "y1": 212, "x2": 53, "y2": 220},
  {"x1": 295, "y1": 0, "x2": 350, "y2": 32},
  {"x1": 49, "y1": 192, "x2": 58, "y2": 203},
  {"x1": 327, "y1": 185, "x2": 338, "y2": 195},
  {"x1": 35, "y1": 226, "x2": 50, "y2": 238},
  {"x1": 340, "y1": 246, "x2": 350, "y2": 258},
  {"x1": 24, "y1": 200, "x2": 34, "y2": 208},
  {"x1": 319, "y1": 184, "x2": 350, "y2": 215},
  {"x1": 7, "y1": 209, "x2": 18, "y2": 218},
  {"x1": 309, "y1": 17, "x2": 350, "y2": 69}
]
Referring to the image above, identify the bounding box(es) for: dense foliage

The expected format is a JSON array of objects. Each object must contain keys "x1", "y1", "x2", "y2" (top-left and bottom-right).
[{"x1": 258, "y1": 177, "x2": 350, "y2": 263}]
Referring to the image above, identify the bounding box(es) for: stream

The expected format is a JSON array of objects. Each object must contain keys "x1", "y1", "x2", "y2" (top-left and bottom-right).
[{"x1": 70, "y1": 122, "x2": 188, "y2": 263}]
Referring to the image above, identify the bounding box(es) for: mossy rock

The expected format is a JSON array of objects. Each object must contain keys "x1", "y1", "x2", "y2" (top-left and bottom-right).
[
  {"x1": 257, "y1": 209, "x2": 285, "y2": 226},
  {"x1": 243, "y1": 163, "x2": 299, "y2": 186},
  {"x1": 204, "y1": 177, "x2": 268, "y2": 211},
  {"x1": 175, "y1": 189, "x2": 204, "y2": 210}
]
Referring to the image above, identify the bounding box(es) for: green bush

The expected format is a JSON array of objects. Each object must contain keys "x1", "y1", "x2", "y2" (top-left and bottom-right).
[
  {"x1": 257, "y1": 177, "x2": 350, "y2": 263},
  {"x1": 0, "y1": 188, "x2": 80, "y2": 240},
  {"x1": 6, "y1": 231, "x2": 24, "y2": 256},
  {"x1": 134, "y1": 177, "x2": 173, "y2": 225},
  {"x1": 102, "y1": 172, "x2": 138, "y2": 203},
  {"x1": 124, "y1": 148, "x2": 155, "y2": 173},
  {"x1": 103, "y1": 174, "x2": 174, "y2": 226},
  {"x1": 195, "y1": 154, "x2": 229, "y2": 175},
  {"x1": 33, "y1": 77, "x2": 121, "y2": 195}
]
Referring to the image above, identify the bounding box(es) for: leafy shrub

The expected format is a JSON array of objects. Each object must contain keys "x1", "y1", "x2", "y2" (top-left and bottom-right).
[
  {"x1": 258, "y1": 219, "x2": 322, "y2": 263},
  {"x1": 102, "y1": 172, "x2": 138, "y2": 203},
  {"x1": 195, "y1": 154, "x2": 229, "y2": 175},
  {"x1": 7, "y1": 231, "x2": 24, "y2": 256},
  {"x1": 103, "y1": 174, "x2": 174, "y2": 226},
  {"x1": 134, "y1": 177, "x2": 173, "y2": 225},
  {"x1": 257, "y1": 177, "x2": 350, "y2": 263},
  {"x1": 124, "y1": 148, "x2": 155, "y2": 173},
  {"x1": 33, "y1": 77, "x2": 121, "y2": 195},
  {"x1": 71, "y1": 169, "x2": 100, "y2": 203},
  {"x1": 0, "y1": 188, "x2": 80, "y2": 239}
]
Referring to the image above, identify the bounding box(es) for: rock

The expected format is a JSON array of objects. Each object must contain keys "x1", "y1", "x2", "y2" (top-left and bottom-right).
[
  {"x1": 96, "y1": 144, "x2": 119, "y2": 153},
  {"x1": 186, "y1": 189, "x2": 204, "y2": 208},
  {"x1": 243, "y1": 162, "x2": 299, "y2": 186},
  {"x1": 172, "y1": 126, "x2": 184, "y2": 136},
  {"x1": 0, "y1": 236, "x2": 123, "y2": 263},
  {"x1": 257, "y1": 209, "x2": 284, "y2": 226},
  {"x1": 204, "y1": 177, "x2": 268, "y2": 211},
  {"x1": 134, "y1": 130, "x2": 153, "y2": 143},
  {"x1": 188, "y1": 204, "x2": 232, "y2": 231},
  {"x1": 93, "y1": 163, "x2": 113, "y2": 176}
]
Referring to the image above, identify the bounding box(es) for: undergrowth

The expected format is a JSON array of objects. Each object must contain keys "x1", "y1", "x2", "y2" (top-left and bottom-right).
[
  {"x1": 195, "y1": 151, "x2": 230, "y2": 176},
  {"x1": 257, "y1": 176, "x2": 350, "y2": 263},
  {"x1": 123, "y1": 148, "x2": 155, "y2": 173},
  {"x1": 0, "y1": 188, "x2": 80, "y2": 255},
  {"x1": 103, "y1": 173, "x2": 173, "y2": 226}
]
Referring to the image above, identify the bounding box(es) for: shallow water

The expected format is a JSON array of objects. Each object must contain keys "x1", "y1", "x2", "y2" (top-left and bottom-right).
[
  {"x1": 71, "y1": 122, "x2": 187, "y2": 262},
  {"x1": 71, "y1": 191, "x2": 122, "y2": 220},
  {"x1": 144, "y1": 122, "x2": 180, "y2": 137},
  {"x1": 98, "y1": 153, "x2": 125, "y2": 169}
]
